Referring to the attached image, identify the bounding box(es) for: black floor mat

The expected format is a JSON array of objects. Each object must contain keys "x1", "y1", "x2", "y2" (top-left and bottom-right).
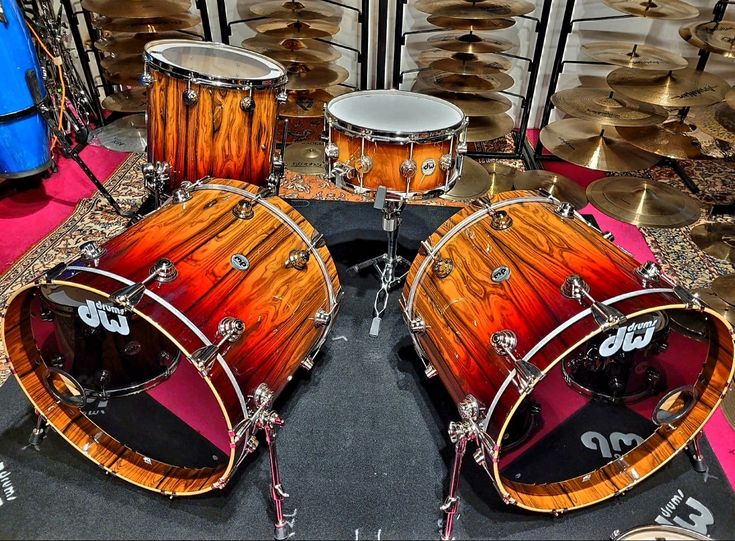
[{"x1": 0, "y1": 199, "x2": 732, "y2": 540}]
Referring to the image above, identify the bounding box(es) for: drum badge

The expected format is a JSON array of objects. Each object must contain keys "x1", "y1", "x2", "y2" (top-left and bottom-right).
[
  {"x1": 78, "y1": 300, "x2": 130, "y2": 336},
  {"x1": 599, "y1": 315, "x2": 659, "y2": 358},
  {"x1": 421, "y1": 158, "x2": 436, "y2": 176},
  {"x1": 231, "y1": 253, "x2": 250, "y2": 271}
]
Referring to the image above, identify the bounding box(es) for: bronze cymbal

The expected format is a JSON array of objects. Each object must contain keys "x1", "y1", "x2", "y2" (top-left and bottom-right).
[
  {"x1": 607, "y1": 67, "x2": 730, "y2": 107},
  {"x1": 248, "y1": 0, "x2": 338, "y2": 18},
  {"x1": 441, "y1": 157, "x2": 493, "y2": 202},
  {"x1": 689, "y1": 102, "x2": 735, "y2": 145},
  {"x1": 586, "y1": 176, "x2": 701, "y2": 228},
  {"x1": 680, "y1": 20, "x2": 735, "y2": 58},
  {"x1": 581, "y1": 41, "x2": 688, "y2": 71},
  {"x1": 101, "y1": 57, "x2": 145, "y2": 85},
  {"x1": 284, "y1": 142, "x2": 327, "y2": 175},
  {"x1": 280, "y1": 87, "x2": 350, "y2": 117},
  {"x1": 93, "y1": 113, "x2": 147, "y2": 153},
  {"x1": 466, "y1": 114, "x2": 514, "y2": 142},
  {"x1": 693, "y1": 288, "x2": 735, "y2": 324},
  {"x1": 616, "y1": 120, "x2": 704, "y2": 159},
  {"x1": 82, "y1": 0, "x2": 191, "y2": 18},
  {"x1": 429, "y1": 55, "x2": 512, "y2": 75},
  {"x1": 711, "y1": 274, "x2": 735, "y2": 307},
  {"x1": 722, "y1": 384, "x2": 735, "y2": 429},
  {"x1": 424, "y1": 71, "x2": 514, "y2": 94},
  {"x1": 94, "y1": 14, "x2": 200, "y2": 33},
  {"x1": 691, "y1": 223, "x2": 735, "y2": 263},
  {"x1": 262, "y1": 44, "x2": 341, "y2": 64},
  {"x1": 415, "y1": 89, "x2": 512, "y2": 116},
  {"x1": 428, "y1": 32, "x2": 514, "y2": 54},
  {"x1": 415, "y1": 0, "x2": 535, "y2": 17},
  {"x1": 513, "y1": 170, "x2": 587, "y2": 209},
  {"x1": 243, "y1": 36, "x2": 327, "y2": 52},
  {"x1": 539, "y1": 119, "x2": 660, "y2": 172},
  {"x1": 551, "y1": 88, "x2": 669, "y2": 127},
  {"x1": 254, "y1": 20, "x2": 340, "y2": 40},
  {"x1": 602, "y1": 0, "x2": 699, "y2": 20},
  {"x1": 95, "y1": 31, "x2": 198, "y2": 55},
  {"x1": 284, "y1": 64, "x2": 349, "y2": 90},
  {"x1": 427, "y1": 16, "x2": 515, "y2": 31},
  {"x1": 481, "y1": 162, "x2": 520, "y2": 195},
  {"x1": 101, "y1": 88, "x2": 147, "y2": 113}
]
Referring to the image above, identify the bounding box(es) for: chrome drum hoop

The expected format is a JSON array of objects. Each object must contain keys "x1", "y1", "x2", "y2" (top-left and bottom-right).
[{"x1": 326, "y1": 113, "x2": 468, "y2": 144}]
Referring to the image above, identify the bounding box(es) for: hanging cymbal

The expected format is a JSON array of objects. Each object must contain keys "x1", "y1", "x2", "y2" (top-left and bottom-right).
[
  {"x1": 429, "y1": 55, "x2": 512, "y2": 75},
  {"x1": 284, "y1": 142, "x2": 327, "y2": 175},
  {"x1": 466, "y1": 114, "x2": 514, "y2": 142},
  {"x1": 441, "y1": 157, "x2": 493, "y2": 202},
  {"x1": 285, "y1": 64, "x2": 349, "y2": 90},
  {"x1": 415, "y1": 0, "x2": 535, "y2": 17},
  {"x1": 513, "y1": 170, "x2": 587, "y2": 209},
  {"x1": 427, "y1": 16, "x2": 515, "y2": 31},
  {"x1": 602, "y1": 0, "x2": 699, "y2": 20},
  {"x1": 424, "y1": 71, "x2": 514, "y2": 94},
  {"x1": 262, "y1": 44, "x2": 341, "y2": 64},
  {"x1": 93, "y1": 113, "x2": 147, "y2": 153},
  {"x1": 692, "y1": 288, "x2": 735, "y2": 324},
  {"x1": 94, "y1": 14, "x2": 200, "y2": 33},
  {"x1": 82, "y1": 0, "x2": 191, "y2": 19},
  {"x1": 254, "y1": 20, "x2": 340, "y2": 40},
  {"x1": 539, "y1": 119, "x2": 660, "y2": 172},
  {"x1": 691, "y1": 223, "x2": 735, "y2": 263},
  {"x1": 712, "y1": 274, "x2": 735, "y2": 306},
  {"x1": 481, "y1": 162, "x2": 521, "y2": 195},
  {"x1": 586, "y1": 176, "x2": 700, "y2": 228},
  {"x1": 582, "y1": 42, "x2": 688, "y2": 71},
  {"x1": 680, "y1": 20, "x2": 735, "y2": 58},
  {"x1": 616, "y1": 120, "x2": 704, "y2": 159},
  {"x1": 101, "y1": 88, "x2": 147, "y2": 113},
  {"x1": 248, "y1": 0, "x2": 338, "y2": 18},
  {"x1": 280, "y1": 87, "x2": 351, "y2": 117},
  {"x1": 428, "y1": 32, "x2": 514, "y2": 54},
  {"x1": 416, "y1": 89, "x2": 512, "y2": 116},
  {"x1": 551, "y1": 88, "x2": 669, "y2": 127},
  {"x1": 243, "y1": 36, "x2": 329, "y2": 53},
  {"x1": 689, "y1": 102, "x2": 735, "y2": 145},
  {"x1": 95, "y1": 31, "x2": 198, "y2": 55},
  {"x1": 607, "y1": 68, "x2": 730, "y2": 107},
  {"x1": 101, "y1": 57, "x2": 145, "y2": 85}
]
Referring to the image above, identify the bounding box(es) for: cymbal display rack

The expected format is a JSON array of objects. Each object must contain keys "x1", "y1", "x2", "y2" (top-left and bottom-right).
[
  {"x1": 215, "y1": 0, "x2": 369, "y2": 91},
  {"x1": 58, "y1": 0, "x2": 213, "y2": 127},
  {"x1": 534, "y1": 0, "x2": 733, "y2": 195},
  {"x1": 391, "y1": 0, "x2": 553, "y2": 168}
]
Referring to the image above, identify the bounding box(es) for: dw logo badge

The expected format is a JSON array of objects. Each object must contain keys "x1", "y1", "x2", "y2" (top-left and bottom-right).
[
  {"x1": 78, "y1": 300, "x2": 130, "y2": 336},
  {"x1": 599, "y1": 315, "x2": 660, "y2": 358}
]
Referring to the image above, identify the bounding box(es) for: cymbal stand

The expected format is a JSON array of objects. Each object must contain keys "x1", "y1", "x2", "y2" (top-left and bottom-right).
[
  {"x1": 348, "y1": 187, "x2": 410, "y2": 336},
  {"x1": 686, "y1": 432, "x2": 707, "y2": 473}
]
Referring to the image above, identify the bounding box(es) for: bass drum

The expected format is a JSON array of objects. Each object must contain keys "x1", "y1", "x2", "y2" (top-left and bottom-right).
[
  {"x1": 2, "y1": 178, "x2": 340, "y2": 496},
  {"x1": 402, "y1": 191, "x2": 734, "y2": 513}
]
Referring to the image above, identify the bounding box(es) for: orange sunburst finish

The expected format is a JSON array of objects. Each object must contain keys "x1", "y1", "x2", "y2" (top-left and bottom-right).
[
  {"x1": 2, "y1": 178, "x2": 340, "y2": 496},
  {"x1": 402, "y1": 190, "x2": 735, "y2": 513}
]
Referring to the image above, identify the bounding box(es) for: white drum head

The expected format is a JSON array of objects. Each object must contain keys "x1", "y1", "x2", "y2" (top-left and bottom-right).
[
  {"x1": 146, "y1": 39, "x2": 285, "y2": 82},
  {"x1": 327, "y1": 90, "x2": 465, "y2": 134}
]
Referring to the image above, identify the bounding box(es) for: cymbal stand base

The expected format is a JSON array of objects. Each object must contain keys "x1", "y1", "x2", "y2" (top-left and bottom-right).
[{"x1": 686, "y1": 432, "x2": 707, "y2": 474}]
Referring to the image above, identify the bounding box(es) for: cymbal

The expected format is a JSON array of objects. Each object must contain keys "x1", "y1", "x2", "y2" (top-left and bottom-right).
[
  {"x1": 101, "y1": 57, "x2": 145, "y2": 85},
  {"x1": 284, "y1": 142, "x2": 327, "y2": 175},
  {"x1": 513, "y1": 170, "x2": 587, "y2": 209},
  {"x1": 602, "y1": 0, "x2": 699, "y2": 20},
  {"x1": 416, "y1": 89, "x2": 512, "y2": 116},
  {"x1": 482, "y1": 161, "x2": 520, "y2": 194},
  {"x1": 586, "y1": 176, "x2": 701, "y2": 228},
  {"x1": 254, "y1": 20, "x2": 340, "y2": 40},
  {"x1": 92, "y1": 113, "x2": 147, "y2": 153},
  {"x1": 607, "y1": 67, "x2": 730, "y2": 107},
  {"x1": 712, "y1": 274, "x2": 735, "y2": 307},
  {"x1": 248, "y1": 0, "x2": 338, "y2": 18},
  {"x1": 429, "y1": 55, "x2": 512, "y2": 75},
  {"x1": 424, "y1": 71, "x2": 514, "y2": 94},
  {"x1": 279, "y1": 87, "x2": 350, "y2": 117},
  {"x1": 82, "y1": 0, "x2": 191, "y2": 18},
  {"x1": 466, "y1": 114, "x2": 514, "y2": 142},
  {"x1": 427, "y1": 16, "x2": 515, "y2": 31},
  {"x1": 722, "y1": 385, "x2": 735, "y2": 429},
  {"x1": 95, "y1": 31, "x2": 198, "y2": 55},
  {"x1": 551, "y1": 88, "x2": 669, "y2": 127},
  {"x1": 680, "y1": 20, "x2": 735, "y2": 58},
  {"x1": 691, "y1": 223, "x2": 735, "y2": 263},
  {"x1": 582, "y1": 41, "x2": 688, "y2": 71},
  {"x1": 616, "y1": 120, "x2": 703, "y2": 159},
  {"x1": 539, "y1": 119, "x2": 660, "y2": 172},
  {"x1": 101, "y1": 88, "x2": 147, "y2": 113},
  {"x1": 441, "y1": 157, "x2": 492, "y2": 202},
  {"x1": 243, "y1": 36, "x2": 328, "y2": 53},
  {"x1": 693, "y1": 288, "x2": 735, "y2": 325},
  {"x1": 285, "y1": 64, "x2": 349, "y2": 90},
  {"x1": 689, "y1": 102, "x2": 735, "y2": 145},
  {"x1": 94, "y1": 14, "x2": 200, "y2": 33},
  {"x1": 727, "y1": 88, "x2": 735, "y2": 109},
  {"x1": 415, "y1": 0, "x2": 535, "y2": 17},
  {"x1": 262, "y1": 44, "x2": 341, "y2": 64},
  {"x1": 428, "y1": 32, "x2": 514, "y2": 54}
]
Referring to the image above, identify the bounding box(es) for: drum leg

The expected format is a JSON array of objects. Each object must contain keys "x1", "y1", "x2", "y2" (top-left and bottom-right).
[
  {"x1": 26, "y1": 411, "x2": 48, "y2": 451},
  {"x1": 441, "y1": 434, "x2": 468, "y2": 541},
  {"x1": 686, "y1": 432, "x2": 707, "y2": 473},
  {"x1": 264, "y1": 420, "x2": 290, "y2": 540}
]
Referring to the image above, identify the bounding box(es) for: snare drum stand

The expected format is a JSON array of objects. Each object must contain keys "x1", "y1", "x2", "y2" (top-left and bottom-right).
[{"x1": 349, "y1": 187, "x2": 410, "y2": 336}]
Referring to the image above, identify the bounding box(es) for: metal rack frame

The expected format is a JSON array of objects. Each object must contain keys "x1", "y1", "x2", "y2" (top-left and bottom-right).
[
  {"x1": 534, "y1": 0, "x2": 733, "y2": 194},
  {"x1": 215, "y1": 0, "x2": 370, "y2": 91},
  {"x1": 390, "y1": 0, "x2": 553, "y2": 168}
]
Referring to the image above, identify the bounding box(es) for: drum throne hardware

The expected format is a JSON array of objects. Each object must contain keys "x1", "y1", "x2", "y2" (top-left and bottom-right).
[
  {"x1": 402, "y1": 191, "x2": 735, "y2": 540},
  {"x1": 2, "y1": 178, "x2": 341, "y2": 539},
  {"x1": 324, "y1": 90, "x2": 468, "y2": 335}
]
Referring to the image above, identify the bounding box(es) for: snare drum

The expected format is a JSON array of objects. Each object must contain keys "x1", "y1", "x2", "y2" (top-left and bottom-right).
[
  {"x1": 2, "y1": 178, "x2": 340, "y2": 496},
  {"x1": 143, "y1": 40, "x2": 288, "y2": 193},
  {"x1": 402, "y1": 191, "x2": 734, "y2": 513},
  {"x1": 324, "y1": 90, "x2": 468, "y2": 199}
]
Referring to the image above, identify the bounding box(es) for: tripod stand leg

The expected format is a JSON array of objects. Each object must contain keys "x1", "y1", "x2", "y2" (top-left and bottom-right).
[
  {"x1": 440, "y1": 436, "x2": 467, "y2": 541},
  {"x1": 26, "y1": 412, "x2": 48, "y2": 451},
  {"x1": 264, "y1": 423, "x2": 290, "y2": 540},
  {"x1": 686, "y1": 432, "x2": 707, "y2": 473}
]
